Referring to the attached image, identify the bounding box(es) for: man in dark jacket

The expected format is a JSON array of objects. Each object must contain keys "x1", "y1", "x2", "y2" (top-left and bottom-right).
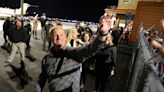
[
  {"x1": 3, "y1": 17, "x2": 10, "y2": 44},
  {"x1": 24, "y1": 20, "x2": 32, "y2": 48},
  {"x1": 5, "y1": 19, "x2": 27, "y2": 64},
  {"x1": 24, "y1": 20, "x2": 36, "y2": 61}
]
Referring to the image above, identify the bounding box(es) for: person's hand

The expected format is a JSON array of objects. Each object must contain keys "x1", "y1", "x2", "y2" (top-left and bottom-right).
[
  {"x1": 151, "y1": 19, "x2": 164, "y2": 56},
  {"x1": 151, "y1": 40, "x2": 164, "y2": 56},
  {"x1": 99, "y1": 13, "x2": 113, "y2": 35},
  {"x1": 111, "y1": 70, "x2": 114, "y2": 76},
  {"x1": 151, "y1": 40, "x2": 162, "y2": 49},
  {"x1": 160, "y1": 19, "x2": 164, "y2": 40},
  {"x1": 29, "y1": 32, "x2": 32, "y2": 35},
  {"x1": 162, "y1": 19, "x2": 164, "y2": 30}
]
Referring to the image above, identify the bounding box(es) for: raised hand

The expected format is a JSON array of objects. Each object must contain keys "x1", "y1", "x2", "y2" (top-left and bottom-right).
[
  {"x1": 99, "y1": 13, "x2": 113, "y2": 35},
  {"x1": 151, "y1": 19, "x2": 164, "y2": 56},
  {"x1": 160, "y1": 19, "x2": 164, "y2": 40}
]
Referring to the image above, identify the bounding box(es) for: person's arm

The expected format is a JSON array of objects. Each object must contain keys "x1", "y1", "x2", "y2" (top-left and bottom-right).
[
  {"x1": 22, "y1": 27, "x2": 28, "y2": 43},
  {"x1": 8, "y1": 26, "x2": 14, "y2": 43},
  {"x1": 29, "y1": 24, "x2": 32, "y2": 35},
  {"x1": 151, "y1": 19, "x2": 164, "y2": 56},
  {"x1": 112, "y1": 46, "x2": 117, "y2": 66},
  {"x1": 61, "y1": 36, "x2": 106, "y2": 62},
  {"x1": 35, "y1": 57, "x2": 48, "y2": 92},
  {"x1": 56, "y1": 14, "x2": 113, "y2": 62},
  {"x1": 111, "y1": 46, "x2": 117, "y2": 76},
  {"x1": 3, "y1": 22, "x2": 6, "y2": 31},
  {"x1": 77, "y1": 39, "x2": 85, "y2": 45}
]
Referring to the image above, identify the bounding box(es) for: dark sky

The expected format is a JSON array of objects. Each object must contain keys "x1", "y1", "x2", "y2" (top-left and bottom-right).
[{"x1": 0, "y1": 0, "x2": 118, "y2": 22}]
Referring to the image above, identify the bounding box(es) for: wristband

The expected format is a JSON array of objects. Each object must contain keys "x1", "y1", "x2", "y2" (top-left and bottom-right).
[{"x1": 99, "y1": 32, "x2": 108, "y2": 36}]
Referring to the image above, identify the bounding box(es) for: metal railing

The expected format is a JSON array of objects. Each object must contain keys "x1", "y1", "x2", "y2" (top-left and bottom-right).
[{"x1": 126, "y1": 25, "x2": 164, "y2": 92}]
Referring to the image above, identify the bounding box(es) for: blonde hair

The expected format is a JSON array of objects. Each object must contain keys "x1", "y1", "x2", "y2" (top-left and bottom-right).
[
  {"x1": 106, "y1": 33, "x2": 113, "y2": 46},
  {"x1": 65, "y1": 27, "x2": 77, "y2": 45}
]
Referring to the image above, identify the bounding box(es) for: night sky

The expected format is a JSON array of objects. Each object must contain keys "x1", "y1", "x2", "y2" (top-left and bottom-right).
[{"x1": 0, "y1": 0, "x2": 118, "y2": 22}]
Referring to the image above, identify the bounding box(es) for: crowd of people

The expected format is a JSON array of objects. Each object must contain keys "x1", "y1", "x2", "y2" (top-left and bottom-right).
[
  {"x1": 2, "y1": 12, "x2": 119, "y2": 92},
  {"x1": 0, "y1": 12, "x2": 138, "y2": 92},
  {"x1": 35, "y1": 13, "x2": 118, "y2": 92},
  {"x1": 142, "y1": 19, "x2": 164, "y2": 85}
]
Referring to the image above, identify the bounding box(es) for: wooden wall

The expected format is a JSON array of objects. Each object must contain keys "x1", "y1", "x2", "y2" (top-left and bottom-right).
[{"x1": 130, "y1": 1, "x2": 164, "y2": 41}]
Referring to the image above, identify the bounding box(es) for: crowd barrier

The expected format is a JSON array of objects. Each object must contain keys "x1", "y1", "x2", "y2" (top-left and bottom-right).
[{"x1": 126, "y1": 24, "x2": 164, "y2": 92}]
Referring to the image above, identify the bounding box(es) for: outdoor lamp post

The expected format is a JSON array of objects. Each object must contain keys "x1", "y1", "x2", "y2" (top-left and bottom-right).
[{"x1": 21, "y1": 0, "x2": 24, "y2": 16}]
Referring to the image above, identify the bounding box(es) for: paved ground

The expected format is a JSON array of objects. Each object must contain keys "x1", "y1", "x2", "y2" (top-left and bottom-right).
[
  {"x1": 0, "y1": 30, "x2": 133, "y2": 92},
  {"x1": 0, "y1": 30, "x2": 47, "y2": 92}
]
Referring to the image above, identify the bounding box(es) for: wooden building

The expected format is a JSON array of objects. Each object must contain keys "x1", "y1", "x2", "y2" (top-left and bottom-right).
[{"x1": 105, "y1": 0, "x2": 164, "y2": 42}]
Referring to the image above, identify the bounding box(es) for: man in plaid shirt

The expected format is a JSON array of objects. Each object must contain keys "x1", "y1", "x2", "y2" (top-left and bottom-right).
[{"x1": 35, "y1": 13, "x2": 113, "y2": 92}]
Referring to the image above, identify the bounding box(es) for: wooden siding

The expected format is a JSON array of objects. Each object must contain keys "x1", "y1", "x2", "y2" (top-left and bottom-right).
[{"x1": 130, "y1": 1, "x2": 164, "y2": 41}]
